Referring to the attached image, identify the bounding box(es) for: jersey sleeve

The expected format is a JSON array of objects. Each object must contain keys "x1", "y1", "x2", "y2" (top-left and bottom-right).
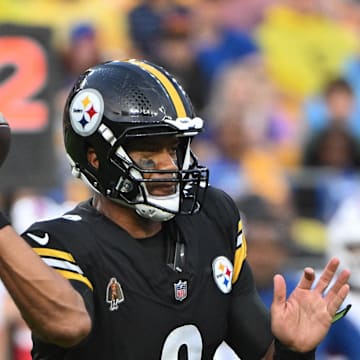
[
  {"x1": 214, "y1": 188, "x2": 248, "y2": 285},
  {"x1": 21, "y1": 220, "x2": 94, "y2": 320},
  {"x1": 204, "y1": 187, "x2": 249, "y2": 287},
  {"x1": 213, "y1": 190, "x2": 273, "y2": 358},
  {"x1": 227, "y1": 261, "x2": 274, "y2": 359},
  {"x1": 231, "y1": 217, "x2": 247, "y2": 286}
]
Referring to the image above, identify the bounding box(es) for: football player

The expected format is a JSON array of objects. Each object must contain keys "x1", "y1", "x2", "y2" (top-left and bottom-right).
[{"x1": 0, "y1": 60, "x2": 351, "y2": 359}]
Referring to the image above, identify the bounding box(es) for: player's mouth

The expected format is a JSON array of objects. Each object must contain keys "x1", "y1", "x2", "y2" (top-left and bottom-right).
[{"x1": 147, "y1": 183, "x2": 177, "y2": 196}]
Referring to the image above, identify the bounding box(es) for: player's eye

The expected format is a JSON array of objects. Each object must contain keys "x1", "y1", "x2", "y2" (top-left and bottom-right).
[
  {"x1": 170, "y1": 147, "x2": 177, "y2": 159},
  {"x1": 138, "y1": 158, "x2": 156, "y2": 169}
]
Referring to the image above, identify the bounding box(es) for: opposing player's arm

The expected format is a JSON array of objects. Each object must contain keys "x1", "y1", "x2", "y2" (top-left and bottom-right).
[{"x1": 0, "y1": 221, "x2": 91, "y2": 347}]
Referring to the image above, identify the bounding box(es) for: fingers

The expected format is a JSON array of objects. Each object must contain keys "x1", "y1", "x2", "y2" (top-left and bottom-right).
[
  {"x1": 299, "y1": 257, "x2": 351, "y2": 317},
  {"x1": 314, "y1": 257, "x2": 340, "y2": 293},
  {"x1": 272, "y1": 274, "x2": 287, "y2": 306},
  {"x1": 325, "y1": 268, "x2": 351, "y2": 309},
  {"x1": 297, "y1": 267, "x2": 315, "y2": 289},
  {"x1": 326, "y1": 268, "x2": 351, "y2": 298},
  {"x1": 327, "y1": 284, "x2": 350, "y2": 317}
]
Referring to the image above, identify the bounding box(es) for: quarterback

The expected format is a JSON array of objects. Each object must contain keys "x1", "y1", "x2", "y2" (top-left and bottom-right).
[{"x1": 0, "y1": 60, "x2": 351, "y2": 359}]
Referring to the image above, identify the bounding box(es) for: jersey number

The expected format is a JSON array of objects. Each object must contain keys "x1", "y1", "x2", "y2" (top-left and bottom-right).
[{"x1": 161, "y1": 324, "x2": 203, "y2": 359}]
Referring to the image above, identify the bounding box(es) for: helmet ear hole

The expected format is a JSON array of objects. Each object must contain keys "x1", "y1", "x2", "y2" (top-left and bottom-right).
[{"x1": 87, "y1": 147, "x2": 99, "y2": 169}]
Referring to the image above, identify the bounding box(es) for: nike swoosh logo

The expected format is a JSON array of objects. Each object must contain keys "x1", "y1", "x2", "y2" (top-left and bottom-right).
[
  {"x1": 26, "y1": 232, "x2": 49, "y2": 246},
  {"x1": 61, "y1": 214, "x2": 82, "y2": 221}
]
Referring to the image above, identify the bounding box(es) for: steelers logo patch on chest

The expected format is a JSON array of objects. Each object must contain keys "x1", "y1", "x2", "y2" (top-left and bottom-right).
[
  {"x1": 69, "y1": 88, "x2": 104, "y2": 136},
  {"x1": 212, "y1": 256, "x2": 233, "y2": 294}
]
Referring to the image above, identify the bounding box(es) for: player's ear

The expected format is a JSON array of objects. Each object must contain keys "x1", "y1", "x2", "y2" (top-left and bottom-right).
[{"x1": 87, "y1": 147, "x2": 99, "y2": 169}]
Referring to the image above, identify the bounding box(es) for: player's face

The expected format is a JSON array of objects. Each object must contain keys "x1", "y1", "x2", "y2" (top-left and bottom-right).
[{"x1": 126, "y1": 136, "x2": 179, "y2": 196}]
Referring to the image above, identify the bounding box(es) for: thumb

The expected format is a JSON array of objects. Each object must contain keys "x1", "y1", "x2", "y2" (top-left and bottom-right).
[{"x1": 272, "y1": 274, "x2": 287, "y2": 308}]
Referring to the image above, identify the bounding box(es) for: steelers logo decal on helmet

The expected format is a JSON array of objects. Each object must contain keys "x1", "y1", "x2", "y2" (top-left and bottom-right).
[
  {"x1": 69, "y1": 88, "x2": 104, "y2": 136},
  {"x1": 212, "y1": 256, "x2": 233, "y2": 294}
]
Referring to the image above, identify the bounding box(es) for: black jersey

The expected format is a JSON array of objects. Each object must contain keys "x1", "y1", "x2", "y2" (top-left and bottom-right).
[{"x1": 22, "y1": 187, "x2": 273, "y2": 359}]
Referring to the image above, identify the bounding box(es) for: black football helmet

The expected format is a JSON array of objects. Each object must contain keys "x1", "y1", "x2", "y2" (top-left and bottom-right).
[{"x1": 63, "y1": 59, "x2": 208, "y2": 221}]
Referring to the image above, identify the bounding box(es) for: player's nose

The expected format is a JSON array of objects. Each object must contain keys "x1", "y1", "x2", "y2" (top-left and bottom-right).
[{"x1": 156, "y1": 149, "x2": 177, "y2": 171}]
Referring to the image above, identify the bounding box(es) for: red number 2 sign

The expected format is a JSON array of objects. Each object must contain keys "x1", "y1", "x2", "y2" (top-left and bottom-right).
[{"x1": 0, "y1": 35, "x2": 49, "y2": 132}]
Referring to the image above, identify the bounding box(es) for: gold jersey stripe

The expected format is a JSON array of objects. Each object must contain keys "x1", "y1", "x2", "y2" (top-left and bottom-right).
[
  {"x1": 33, "y1": 248, "x2": 75, "y2": 263},
  {"x1": 128, "y1": 59, "x2": 187, "y2": 118},
  {"x1": 232, "y1": 234, "x2": 247, "y2": 284},
  {"x1": 56, "y1": 269, "x2": 93, "y2": 291},
  {"x1": 238, "y1": 220, "x2": 243, "y2": 234}
]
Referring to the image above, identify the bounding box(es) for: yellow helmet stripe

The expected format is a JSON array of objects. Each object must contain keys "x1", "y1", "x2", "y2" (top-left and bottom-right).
[
  {"x1": 33, "y1": 248, "x2": 75, "y2": 263},
  {"x1": 128, "y1": 59, "x2": 187, "y2": 118}
]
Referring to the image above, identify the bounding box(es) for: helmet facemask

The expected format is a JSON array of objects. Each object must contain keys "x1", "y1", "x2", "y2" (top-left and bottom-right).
[{"x1": 102, "y1": 124, "x2": 208, "y2": 221}]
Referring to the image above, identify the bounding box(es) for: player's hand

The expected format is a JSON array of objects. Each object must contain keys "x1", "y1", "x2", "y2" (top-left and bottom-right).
[
  {"x1": 270, "y1": 257, "x2": 350, "y2": 352},
  {"x1": 0, "y1": 114, "x2": 11, "y2": 167}
]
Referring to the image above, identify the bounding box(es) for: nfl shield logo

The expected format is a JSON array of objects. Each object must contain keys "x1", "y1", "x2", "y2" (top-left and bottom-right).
[{"x1": 174, "y1": 280, "x2": 187, "y2": 301}]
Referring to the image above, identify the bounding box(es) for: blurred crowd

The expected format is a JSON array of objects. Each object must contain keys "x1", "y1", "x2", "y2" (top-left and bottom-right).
[{"x1": 1, "y1": 0, "x2": 360, "y2": 359}]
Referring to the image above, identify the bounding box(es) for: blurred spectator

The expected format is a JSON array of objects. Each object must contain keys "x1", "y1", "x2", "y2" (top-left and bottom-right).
[
  {"x1": 9, "y1": 188, "x2": 65, "y2": 234},
  {"x1": 206, "y1": 56, "x2": 303, "y2": 168},
  {"x1": 152, "y1": 10, "x2": 207, "y2": 113},
  {"x1": 190, "y1": 0, "x2": 259, "y2": 86},
  {"x1": 236, "y1": 194, "x2": 299, "y2": 303},
  {"x1": 299, "y1": 77, "x2": 360, "y2": 222},
  {"x1": 55, "y1": 22, "x2": 108, "y2": 192},
  {"x1": 304, "y1": 77, "x2": 360, "y2": 138},
  {"x1": 10, "y1": 179, "x2": 91, "y2": 235},
  {"x1": 340, "y1": 0, "x2": 360, "y2": 138},
  {"x1": 0, "y1": 281, "x2": 31, "y2": 360},
  {"x1": 303, "y1": 124, "x2": 360, "y2": 169},
  {"x1": 217, "y1": 0, "x2": 277, "y2": 32},
  {"x1": 59, "y1": 23, "x2": 104, "y2": 90},
  {"x1": 326, "y1": 0, "x2": 360, "y2": 35},
  {"x1": 255, "y1": 0, "x2": 358, "y2": 103},
  {"x1": 323, "y1": 194, "x2": 360, "y2": 358},
  {"x1": 199, "y1": 58, "x2": 293, "y2": 208},
  {"x1": 127, "y1": 0, "x2": 190, "y2": 59},
  {"x1": 301, "y1": 123, "x2": 360, "y2": 222},
  {"x1": 327, "y1": 194, "x2": 360, "y2": 293},
  {"x1": 0, "y1": 0, "x2": 126, "y2": 57},
  {"x1": 324, "y1": 78, "x2": 355, "y2": 124},
  {"x1": 342, "y1": 57, "x2": 360, "y2": 137}
]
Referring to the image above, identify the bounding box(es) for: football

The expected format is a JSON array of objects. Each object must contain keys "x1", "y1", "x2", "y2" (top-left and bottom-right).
[{"x1": 0, "y1": 114, "x2": 11, "y2": 167}]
